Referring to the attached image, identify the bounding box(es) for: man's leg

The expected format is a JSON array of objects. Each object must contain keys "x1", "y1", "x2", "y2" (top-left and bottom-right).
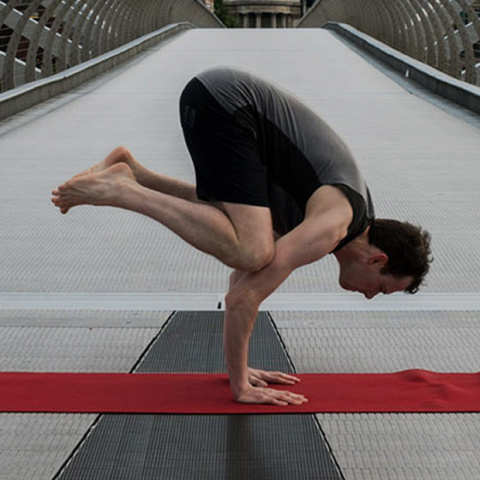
[
  {"x1": 79, "y1": 146, "x2": 199, "y2": 202},
  {"x1": 52, "y1": 163, "x2": 275, "y2": 272}
]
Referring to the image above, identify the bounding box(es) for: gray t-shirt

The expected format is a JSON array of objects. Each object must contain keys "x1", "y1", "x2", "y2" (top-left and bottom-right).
[{"x1": 197, "y1": 66, "x2": 374, "y2": 247}]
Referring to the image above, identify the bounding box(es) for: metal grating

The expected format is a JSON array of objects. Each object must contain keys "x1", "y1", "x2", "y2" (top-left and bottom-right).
[{"x1": 55, "y1": 311, "x2": 344, "y2": 480}]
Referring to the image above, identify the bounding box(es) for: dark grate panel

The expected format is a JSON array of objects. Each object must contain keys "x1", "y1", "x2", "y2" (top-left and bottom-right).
[
  {"x1": 136, "y1": 310, "x2": 294, "y2": 373},
  {"x1": 56, "y1": 311, "x2": 343, "y2": 480}
]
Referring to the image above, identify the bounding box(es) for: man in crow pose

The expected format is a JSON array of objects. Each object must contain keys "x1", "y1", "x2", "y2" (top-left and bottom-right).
[{"x1": 52, "y1": 67, "x2": 431, "y2": 406}]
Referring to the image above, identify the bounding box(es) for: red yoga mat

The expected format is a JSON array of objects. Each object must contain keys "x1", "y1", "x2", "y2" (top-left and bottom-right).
[{"x1": 0, "y1": 370, "x2": 479, "y2": 414}]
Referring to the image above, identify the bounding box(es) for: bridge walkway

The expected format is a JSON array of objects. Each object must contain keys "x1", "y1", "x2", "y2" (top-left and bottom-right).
[{"x1": 1, "y1": 28, "x2": 479, "y2": 480}]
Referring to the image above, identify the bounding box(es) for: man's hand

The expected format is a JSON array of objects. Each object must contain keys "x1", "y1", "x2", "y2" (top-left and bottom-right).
[
  {"x1": 239, "y1": 368, "x2": 307, "y2": 406},
  {"x1": 248, "y1": 367, "x2": 301, "y2": 388},
  {"x1": 235, "y1": 383, "x2": 308, "y2": 406}
]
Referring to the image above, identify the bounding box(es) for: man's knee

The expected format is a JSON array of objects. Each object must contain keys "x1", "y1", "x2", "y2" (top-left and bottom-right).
[
  {"x1": 240, "y1": 242, "x2": 275, "y2": 272},
  {"x1": 221, "y1": 203, "x2": 275, "y2": 272}
]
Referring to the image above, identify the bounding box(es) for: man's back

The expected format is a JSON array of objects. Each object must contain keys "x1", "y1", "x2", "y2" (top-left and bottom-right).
[{"x1": 196, "y1": 66, "x2": 374, "y2": 242}]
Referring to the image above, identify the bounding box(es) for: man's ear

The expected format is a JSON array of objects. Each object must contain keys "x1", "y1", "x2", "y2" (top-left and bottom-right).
[{"x1": 367, "y1": 253, "x2": 388, "y2": 266}]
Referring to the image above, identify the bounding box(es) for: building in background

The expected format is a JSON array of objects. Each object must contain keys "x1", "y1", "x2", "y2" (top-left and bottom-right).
[
  {"x1": 201, "y1": 0, "x2": 215, "y2": 11},
  {"x1": 224, "y1": 0, "x2": 302, "y2": 28}
]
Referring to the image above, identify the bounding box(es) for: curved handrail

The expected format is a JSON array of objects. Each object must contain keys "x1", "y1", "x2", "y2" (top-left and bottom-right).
[
  {"x1": 298, "y1": 0, "x2": 480, "y2": 86},
  {"x1": 0, "y1": 0, "x2": 222, "y2": 93}
]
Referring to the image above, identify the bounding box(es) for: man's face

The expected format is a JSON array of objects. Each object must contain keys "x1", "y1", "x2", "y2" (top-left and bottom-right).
[{"x1": 338, "y1": 259, "x2": 413, "y2": 299}]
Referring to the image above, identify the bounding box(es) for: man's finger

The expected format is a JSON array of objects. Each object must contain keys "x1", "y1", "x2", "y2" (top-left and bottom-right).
[
  {"x1": 249, "y1": 377, "x2": 268, "y2": 387},
  {"x1": 280, "y1": 394, "x2": 308, "y2": 405},
  {"x1": 266, "y1": 389, "x2": 308, "y2": 406},
  {"x1": 264, "y1": 372, "x2": 301, "y2": 385},
  {"x1": 276, "y1": 373, "x2": 300, "y2": 384}
]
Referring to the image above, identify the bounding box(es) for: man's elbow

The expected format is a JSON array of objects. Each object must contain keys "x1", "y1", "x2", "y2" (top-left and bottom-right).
[{"x1": 238, "y1": 245, "x2": 275, "y2": 273}]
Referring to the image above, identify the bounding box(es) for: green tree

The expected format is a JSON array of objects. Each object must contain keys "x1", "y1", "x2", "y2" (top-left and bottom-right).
[{"x1": 214, "y1": 0, "x2": 239, "y2": 28}]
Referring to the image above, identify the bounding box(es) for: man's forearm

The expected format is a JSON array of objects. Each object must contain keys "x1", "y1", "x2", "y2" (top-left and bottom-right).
[
  {"x1": 222, "y1": 252, "x2": 296, "y2": 401},
  {"x1": 221, "y1": 260, "x2": 309, "y2": 406},
  {"x1": 223, "y1": 291, "x2": 259, "y2": 398}
]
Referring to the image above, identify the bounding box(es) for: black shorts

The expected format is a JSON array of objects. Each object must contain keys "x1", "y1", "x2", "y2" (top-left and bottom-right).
[{"x1": 179, "y1": 78, "x2": 269, "y2": 206}]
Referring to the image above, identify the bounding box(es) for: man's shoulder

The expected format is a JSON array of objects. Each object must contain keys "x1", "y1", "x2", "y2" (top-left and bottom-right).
[{"x1": 306, "y1": 185, "x2": 354, "y2": 218}]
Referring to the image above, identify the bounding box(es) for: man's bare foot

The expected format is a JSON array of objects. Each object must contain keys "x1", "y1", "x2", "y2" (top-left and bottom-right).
[
  {"x1": 71, "y1": 146, "x2": 136, "y2": 180},
  {"x1": 52, "y1": 163, "x2": 137, "y2": 214}
]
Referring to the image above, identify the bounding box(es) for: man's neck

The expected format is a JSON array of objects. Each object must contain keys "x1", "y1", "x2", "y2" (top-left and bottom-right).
[{"x1": 333, "y1": 227, "x2": 371, "y2": 264}]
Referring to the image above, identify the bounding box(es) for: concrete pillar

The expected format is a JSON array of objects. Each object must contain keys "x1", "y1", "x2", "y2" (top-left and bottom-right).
[
  {"x1": 256, "y1": 13, "x2": 262, "y2": 28},
  {"x1": 281, "y1": 14, "x2": 287, "y2": 28},
  {"x1": 272, "y1": 13, "x2": 277, "y2": 28},
  {"x1": 241, "y1": 13, "x2": 248, "y2": 28}
]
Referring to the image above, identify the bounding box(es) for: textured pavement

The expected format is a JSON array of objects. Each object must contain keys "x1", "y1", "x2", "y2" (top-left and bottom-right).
[{"x1": 1, "y1": 28, "x2": 480, "y2": 479}]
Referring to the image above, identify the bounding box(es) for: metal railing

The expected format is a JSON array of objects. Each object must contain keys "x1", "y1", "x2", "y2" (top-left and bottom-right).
[
  {"x1": 298, "y1": 0, "x2": 480, "y2": 86},
  {"x1": 0, "y1": 0, "x2": 222, "y2": 93}
]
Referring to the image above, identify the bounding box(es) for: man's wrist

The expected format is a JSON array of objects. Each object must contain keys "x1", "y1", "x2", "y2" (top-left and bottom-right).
[{"x1": 229, "y1": 375, "x2": 251, "y2": 398}]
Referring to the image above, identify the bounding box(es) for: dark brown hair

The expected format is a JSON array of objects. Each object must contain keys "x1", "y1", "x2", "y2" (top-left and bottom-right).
[{"x1": 368, "y1": 219, "x2": 433, "y2": 294}]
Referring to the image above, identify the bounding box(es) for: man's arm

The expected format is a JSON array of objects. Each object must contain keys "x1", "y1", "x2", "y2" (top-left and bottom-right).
[{"x1": 224, "y1": 199, "x2": 350, "y2": 405}]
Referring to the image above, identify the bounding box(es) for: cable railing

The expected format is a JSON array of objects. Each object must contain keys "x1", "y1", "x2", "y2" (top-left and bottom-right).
[
  {"x1": 0, "y1": 0, "x2": 222, "y2": 93},
  {"x1": 298, "y1": 0, "x2": 480, "y2": 86}
]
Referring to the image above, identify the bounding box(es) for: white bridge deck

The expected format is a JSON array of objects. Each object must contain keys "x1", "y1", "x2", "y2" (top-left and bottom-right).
[{"x1": 1, "y1": 28, "x2": 480, "y2": 479}]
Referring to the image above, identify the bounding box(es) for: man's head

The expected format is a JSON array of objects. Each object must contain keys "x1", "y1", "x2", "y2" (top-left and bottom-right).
[
  {"x1": 368, "y1": 219, "x2": 432, "y2": 293},
  {"x1": 335, "y1": 219, "x2": 432, "y2": 298}
]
